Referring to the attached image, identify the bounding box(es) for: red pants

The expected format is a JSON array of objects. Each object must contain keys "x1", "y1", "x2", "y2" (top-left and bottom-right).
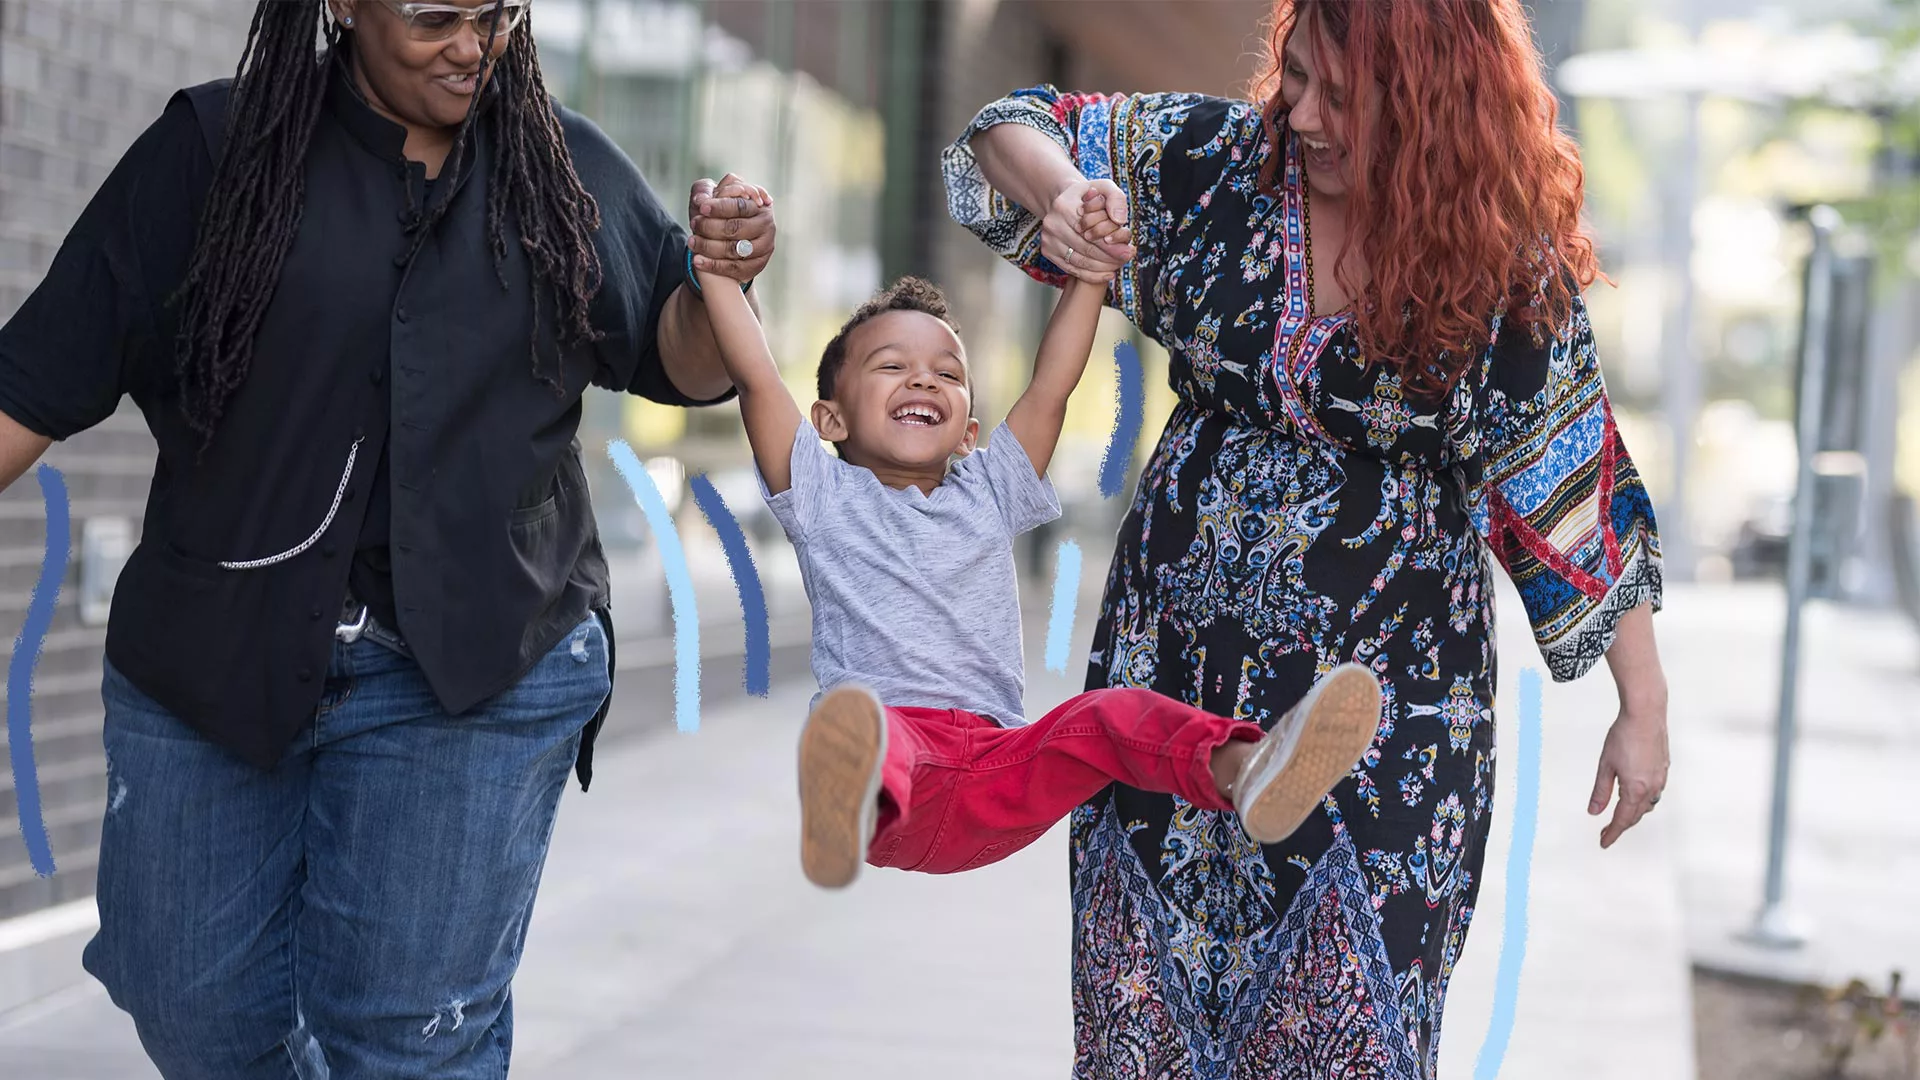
[{"x1": 866, "y1": 687, "x2": 1261, "y2": 875}]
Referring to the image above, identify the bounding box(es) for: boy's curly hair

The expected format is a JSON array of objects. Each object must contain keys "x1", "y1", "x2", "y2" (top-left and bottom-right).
[{"x1": 816, "y1": 277, "x2": 962, "y2": 402}]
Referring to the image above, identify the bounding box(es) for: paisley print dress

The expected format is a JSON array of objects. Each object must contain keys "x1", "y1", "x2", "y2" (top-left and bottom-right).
[{"x1": 942, "y1": 88, "x2": 1663, "y2": 1079}]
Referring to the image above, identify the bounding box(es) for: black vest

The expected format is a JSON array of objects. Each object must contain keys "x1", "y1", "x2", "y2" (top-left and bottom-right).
[{"x1": 96, "y1": 67, "x2": 703, "y2": 777}]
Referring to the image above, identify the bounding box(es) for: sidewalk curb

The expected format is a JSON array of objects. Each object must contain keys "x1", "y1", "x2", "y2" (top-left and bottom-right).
[{"x1": 1689, "y1": 923, "x2": 1920, "y2": 1006}]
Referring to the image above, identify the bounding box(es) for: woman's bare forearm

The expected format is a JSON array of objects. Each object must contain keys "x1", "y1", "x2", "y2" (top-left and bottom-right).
[
  {"x1": 1605, "y1": 602, "x2": 1667, "y2": 717},
  {"x1": 969, "y1": 123, "x2": 1083, "y2": 216}
]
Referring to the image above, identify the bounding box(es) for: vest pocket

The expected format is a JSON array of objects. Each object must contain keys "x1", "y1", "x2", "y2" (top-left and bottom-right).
[{"x1": 509, "y1": 492, "x2": 559, "y2": 527}]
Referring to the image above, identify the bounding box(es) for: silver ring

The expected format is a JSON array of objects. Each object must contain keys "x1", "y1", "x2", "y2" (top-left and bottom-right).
[
  {"x1": 734, "y1": 239, "x2": 754, "y2": 258},
  {"x1": 1067, "y1": 245, "x2": 1077, "y2": 264}
]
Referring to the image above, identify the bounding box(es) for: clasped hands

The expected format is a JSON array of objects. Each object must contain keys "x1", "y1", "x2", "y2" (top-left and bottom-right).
[
  {"x1": 686, "y1": 172, "x2": 776, "y2": 285},
  {"x1": 1041, "y1": 177, "x2": 1138, "y2": 285}
]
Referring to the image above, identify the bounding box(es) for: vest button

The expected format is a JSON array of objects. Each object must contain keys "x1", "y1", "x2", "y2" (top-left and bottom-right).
[
  {"x1": 310, "y1": 608, "x2": 322, "y2": 621},
  {"x1": 297, "y1": 668, "x2": 313, "y2": 682},
  {"x1": 396, "y1": 307, "x2": 410, "y2": 323}
]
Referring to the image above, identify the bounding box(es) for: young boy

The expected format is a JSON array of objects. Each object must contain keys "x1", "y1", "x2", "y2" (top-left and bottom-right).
[{"x1": 689, "y1": 184, "x2": 1382, "y2": 889}]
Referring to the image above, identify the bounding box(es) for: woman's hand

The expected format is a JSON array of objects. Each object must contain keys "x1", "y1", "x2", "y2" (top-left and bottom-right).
[
  {"x1": 1589, "y1": 602, "x2": 1670, "y2": 849},
  {"x1": 1589, "y1": 706, "x2": 1669, "y2": 849},
  {"x1": 967, "y1": 122, "x2": 1136, "y2": 283},
  {"x1": 1041, "y1": 178, "x2": 1136, "y2": 285},
  {"x1": 688, "y1": 173, "x2": 775, "y2": 284}
]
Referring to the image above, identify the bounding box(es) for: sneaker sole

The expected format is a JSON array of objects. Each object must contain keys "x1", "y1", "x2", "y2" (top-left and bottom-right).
[
  {"x1": 1240, "y1": 664, "x2": 1382, "y2": 845},
  {"x1": 797, "y1": 686, "x2": 888, "y2": 890}
]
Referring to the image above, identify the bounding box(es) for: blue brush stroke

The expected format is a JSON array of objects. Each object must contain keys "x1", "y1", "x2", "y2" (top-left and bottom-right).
[
  {"x1": 1099, "y1": 340, "x2": 1144, "y2": 499},
  {"x1": 1474, "y1": 666, "x2": 1543, "y2": 1080},
  {"x1": 1043, "y1": 539, "x2": 1083, "y2": 674},
  {"x1": 689, "y1": 474, "x2": 769, "y2": 698},
  {"x1": 607, "y1": 442, "x2": 701, "y2": 733},
  {"x1": 8, "y1": 465, "x2": 69, "y2": 877}
]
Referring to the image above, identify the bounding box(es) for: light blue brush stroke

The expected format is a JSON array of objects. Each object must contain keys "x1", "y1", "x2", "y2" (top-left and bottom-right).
[
  {"x1": 1473, "y1": 666, "x2": 1543, "y2": 1079},
  {"x1": 1043, "y1": 539, "x2": 1082, "y2": 675},
  {"x1": 607, "y1": 440, "x2": 701, "y2": 733}
]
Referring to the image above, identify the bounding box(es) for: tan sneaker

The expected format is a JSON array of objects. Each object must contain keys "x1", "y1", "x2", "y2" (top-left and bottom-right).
[
  {"x1": 1232, "y1": 663, "x2": 1383, "y2": 844},
  {"x1": 797, "y1": 685, "x2": 889, "y2": 889}
]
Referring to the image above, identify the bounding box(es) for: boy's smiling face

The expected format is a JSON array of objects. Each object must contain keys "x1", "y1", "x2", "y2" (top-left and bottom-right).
[{"x1": 812, "y1": 309, "x2": 980, "y2": 480}]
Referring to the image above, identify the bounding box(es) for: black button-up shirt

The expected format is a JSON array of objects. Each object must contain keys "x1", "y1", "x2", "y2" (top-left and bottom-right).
[{"x1": 0, "y1": 64, "x2": 724, "y2": 780}]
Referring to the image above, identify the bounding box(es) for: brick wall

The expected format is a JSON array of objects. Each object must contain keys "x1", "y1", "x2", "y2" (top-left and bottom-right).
[{"x1": 0, "y1": 0, "x2": 249, "y2": 920}]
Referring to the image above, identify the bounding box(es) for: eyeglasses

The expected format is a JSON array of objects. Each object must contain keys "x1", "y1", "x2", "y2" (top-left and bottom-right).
[{"x1": 374, "y1": 0, "x2": 529, "y2": 43}]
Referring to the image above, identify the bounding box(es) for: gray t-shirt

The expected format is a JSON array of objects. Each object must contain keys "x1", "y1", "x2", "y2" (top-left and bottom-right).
[{"x1": 761, "y1": 421, "x2": 1061, "y2": 726}]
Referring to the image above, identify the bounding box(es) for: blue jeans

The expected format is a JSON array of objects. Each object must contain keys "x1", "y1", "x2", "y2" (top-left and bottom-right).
[{"x1": 82, "y1": 613, "x2": 612, "y2": 1079}]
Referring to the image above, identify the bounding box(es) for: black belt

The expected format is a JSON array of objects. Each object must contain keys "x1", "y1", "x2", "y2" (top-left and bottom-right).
[{"x1": 337, "y1": 593, "x2": 411, "y2": 657}]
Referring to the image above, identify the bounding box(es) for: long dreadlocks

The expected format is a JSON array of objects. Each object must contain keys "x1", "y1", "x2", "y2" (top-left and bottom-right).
[{"x1": 173, "y1": 0, "x2": 604, "y2": 451}]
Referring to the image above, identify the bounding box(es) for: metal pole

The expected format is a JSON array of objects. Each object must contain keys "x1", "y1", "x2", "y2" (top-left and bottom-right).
[{"x1": 1745, "y1": 205, "x2": 1842, "y2": 951}]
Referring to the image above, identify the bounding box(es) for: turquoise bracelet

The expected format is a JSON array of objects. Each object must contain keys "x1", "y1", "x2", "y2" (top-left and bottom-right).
[{"x1": 685, "y1": 248, "x2": 752, "y2": 297}]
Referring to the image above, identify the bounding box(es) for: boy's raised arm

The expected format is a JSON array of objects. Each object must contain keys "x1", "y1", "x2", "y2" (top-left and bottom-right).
[
  {"x1": 690, "y1": 199, "x2": 803, "y2": 494},
  {"x1": 1003, "y1": 274, "x2": 1107, "y2": 479}
]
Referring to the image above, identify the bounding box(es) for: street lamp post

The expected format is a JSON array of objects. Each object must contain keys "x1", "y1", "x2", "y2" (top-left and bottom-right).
[{"x1": 1745, "y1": 205, "x2": 1843, "y2": 951}]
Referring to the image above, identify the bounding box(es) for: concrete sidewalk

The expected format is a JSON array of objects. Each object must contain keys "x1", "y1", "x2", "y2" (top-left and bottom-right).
[
  {"x1": 0, "y1": 574, "x2": 1707, "y2": 1080},
  {"x1": 515, "y1": 575, "x2": 1703, "y2": 1080},
  {"x1": 8, "y1": 567, "x2": 1909, "y2": 1078},
  {"x1": 1660, "y1": 584, "x2": 1920, "y2": 997},
  {"x1": 1437, "y1": 580, "x2": 1697, "y2": 1080}
]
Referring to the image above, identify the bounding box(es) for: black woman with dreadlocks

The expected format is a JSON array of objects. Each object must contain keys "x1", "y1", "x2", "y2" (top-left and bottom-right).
[{"x1": 0, "y1": 2, "x2": 771, "y2": 1075}]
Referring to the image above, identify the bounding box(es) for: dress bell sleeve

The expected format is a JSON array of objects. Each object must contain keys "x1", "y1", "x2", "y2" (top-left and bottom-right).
[
  {"x1": 940, "y1": 85, "x2": 1226, "y2": 335},
  {"x1": 1473, "y1": 294, "x2": 1663, "y2": 682}
]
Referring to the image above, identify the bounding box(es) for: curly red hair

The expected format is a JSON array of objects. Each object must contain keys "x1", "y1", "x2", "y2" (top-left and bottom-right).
[{"x1": 1251, "y1": 0, "x2": 1603, "y2": 397}]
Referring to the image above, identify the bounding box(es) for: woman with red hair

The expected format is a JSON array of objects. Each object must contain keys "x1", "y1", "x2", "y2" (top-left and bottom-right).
[{"x1": 944, "y1": 0, "x2": 1670, "y2": 1073}]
